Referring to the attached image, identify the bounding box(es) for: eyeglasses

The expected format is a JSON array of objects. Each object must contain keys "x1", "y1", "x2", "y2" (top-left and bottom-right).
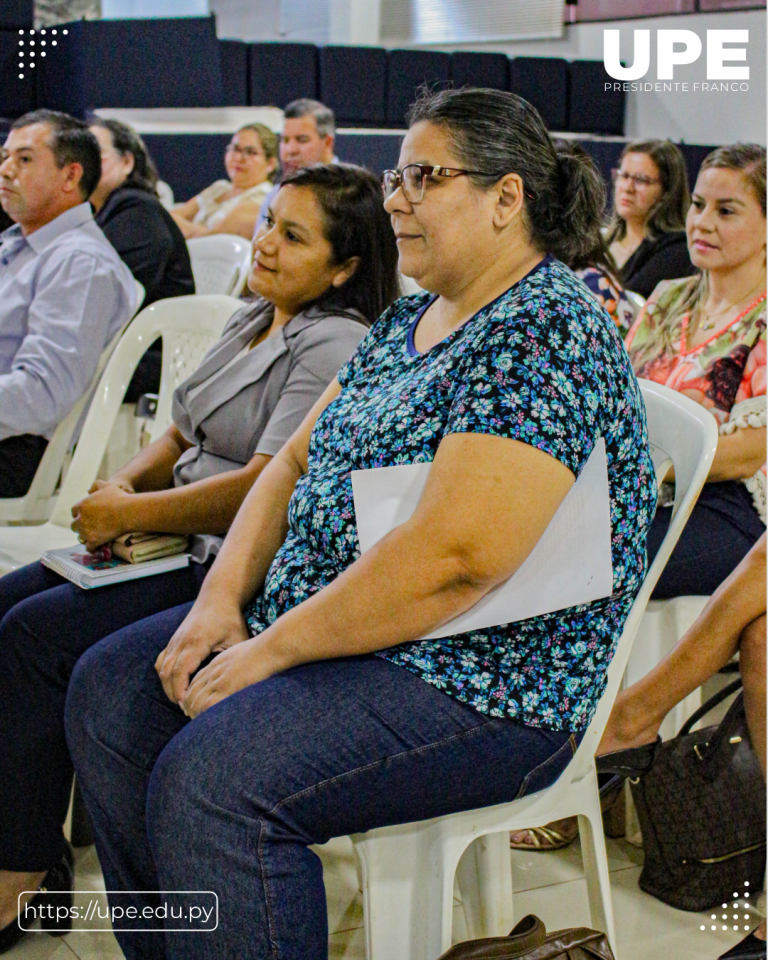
[
  {"x1": 612, "y1": 169, "x2": 661, "y2": 189},
  {"x1": 226, "y1": 145, "x2": 265, "y2": 160},
  {"x1": 380, "y1": 163, "x2": 496, "y2": 205}
]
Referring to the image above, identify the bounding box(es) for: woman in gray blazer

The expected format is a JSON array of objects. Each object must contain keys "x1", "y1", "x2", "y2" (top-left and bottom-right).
[{"x1": 0, "y1": 164, "x2": 399, "y2": 951}]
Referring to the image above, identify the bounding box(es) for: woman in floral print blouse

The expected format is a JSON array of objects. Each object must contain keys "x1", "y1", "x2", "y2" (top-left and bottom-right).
[
  {"x1": 626, "y1": 143, "x2": 766, "y2": 599},
  {"x1": 66, "y1": 89, "x2": 656, "y2": 960}
]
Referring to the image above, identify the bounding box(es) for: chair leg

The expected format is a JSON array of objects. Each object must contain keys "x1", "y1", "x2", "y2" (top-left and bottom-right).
[
  {"x1": 577, "y1": 810, "x2": 617, "y2": 955},
  {"x1": 455, "y1": 833, "x2": 514, "y2": 939},
  {"x1": 70, "y1": 778, "x2": 95, "y2": 848},
  {"x1": 352, "y1": 827, "x2": 456, "y2": 960}
]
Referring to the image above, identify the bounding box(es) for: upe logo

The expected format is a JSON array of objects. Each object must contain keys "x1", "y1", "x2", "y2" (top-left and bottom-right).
[{"x1": 604, "y1": 29, "x2": 749, "y2": 81}]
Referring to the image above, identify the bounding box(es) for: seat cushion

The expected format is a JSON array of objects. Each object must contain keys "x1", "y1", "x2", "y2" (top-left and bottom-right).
[
  {"x1": 386, "y1": 49, "x2": 451, "y2": 127},
  {"x1": 219, "y1": 39, "x2": 248, "y2": 107},
  {"x1": 508, "y1": 57, "x2": 568, "y2": 131},
  {"x1": 0, "y1": 29, "x2": 35, "y2": 117},
  {"x1": 449, "y1": 52, "x2": 509, "y2": 92},
  {"x1": 319, "y1": 46, "x2": 387, "y2": 125},
  {"x1": 37, "y1": 17, "x2": 224, "y2": 113},
  {"x1": 568, "y1": 60, "x2": 625, "y2": 135},
  {"x1": 249, "y1": 42, "x2": 318, "y2": 109}
]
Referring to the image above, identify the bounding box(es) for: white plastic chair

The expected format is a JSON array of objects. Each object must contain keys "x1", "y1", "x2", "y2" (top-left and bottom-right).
[
  {"x1": 0, "y1": 280, "x2": 145, "y2": 525},
  {"x1": 0, "y1": 295, "x2": 242, "y2": 575},
  {"x1": 624, "y1": 290, "x2": 646, "y2": 319},
  {"x1": 347, "y1": 381, "x2": 718, "y2": 960},
  {"x1": 187, "y1": 235, "x2": 252, "y2": 297}
]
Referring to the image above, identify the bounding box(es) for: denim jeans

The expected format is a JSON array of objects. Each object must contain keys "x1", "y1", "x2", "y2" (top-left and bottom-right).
[
  {"x1": 66, "y1": 617, "x2": 581, "y2": 960},
  {"x1": 0, "y1": 559, "x2": 208, "y2": 871}
]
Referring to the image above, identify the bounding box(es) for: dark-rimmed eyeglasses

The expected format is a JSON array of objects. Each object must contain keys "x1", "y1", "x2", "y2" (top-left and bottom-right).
[
  {"x1": 611, "y1": 169, "x2": 661, "y2": 189},
  {"x1": 380, "y1": 164, "x2": 495, "y2": 205},
  {"x1": 226, "y1": 145, "x2": 264, "y2": 159}
]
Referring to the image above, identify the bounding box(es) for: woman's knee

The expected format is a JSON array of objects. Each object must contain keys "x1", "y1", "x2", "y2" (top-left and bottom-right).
[
  {"x1": 145, "y1": 722, "x2": 228, "y2": 858},
  {"x1": 65, "y1": 638, "x2": 124, "y2": 763}
]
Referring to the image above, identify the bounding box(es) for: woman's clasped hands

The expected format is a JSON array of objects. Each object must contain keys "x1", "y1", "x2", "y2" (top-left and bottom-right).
[
  {"x1": 71, "y1": 478, "x2": 135, "y2": 551},
  {"x1": 155, "y1": 594, "x2": 285, "y2": 719}
]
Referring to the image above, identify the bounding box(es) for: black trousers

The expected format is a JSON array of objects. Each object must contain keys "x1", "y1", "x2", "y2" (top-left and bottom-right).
[
  {"x1": 647, "y1": 480, "x2": 765, "y2": 598},
  {"x1": 0, "y1": 559, "x2": 209, "y2": 871},
  {"x1": 0, "y1": 434, "x2": 48, "y2": 497}
]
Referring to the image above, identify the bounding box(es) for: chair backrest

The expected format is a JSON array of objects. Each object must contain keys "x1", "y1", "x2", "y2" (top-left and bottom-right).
[
  {"x1": 134, "y1": 279, "x2": 145, "y2": 312},
  {"x1": 0, "y1": 324, "x2": 127, "y2": 523},
  {"x1": 0, "y1": 281, "x2": 147, "y2": 523},
  {"x1": 569, "y1": 379, "x2": 719, "y2": 780},
  {"x1": 49, "y1": 294, "x2": 243, "y2": 529},
  {"x1": 624, "y1": 289, "x2": 646, "y2": 321},
  {"x1": 187, "y1": 234, "x2": 252, "y2": 297}
]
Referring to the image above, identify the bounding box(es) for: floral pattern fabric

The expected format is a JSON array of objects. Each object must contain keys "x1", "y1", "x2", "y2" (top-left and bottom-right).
[
  {"x1": 625, "y1": 277, "x2": 766, "y2": 519},
  {"x1": 575, "y1": 266, "x2": 636, "y2": 336},
  {"x1": 245, "y1": 257, "x2": 657, "y2": 732}
]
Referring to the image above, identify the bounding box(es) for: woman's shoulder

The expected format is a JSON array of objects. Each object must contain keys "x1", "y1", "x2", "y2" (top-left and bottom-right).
[
  {"x1": 647, "y1": 275, "x2": 698, "y2": 312},
  {"x1": 288, "y1": 308, "x2": 369, "y2": 352},
  {"x1": 239, "y1": 181, "x2": 273, "y2": 204},
  {"x1": 97, "y1": 185, "x2": 161, "y2": 219},
  {"x1": 650, "y1": 229, "x2": 688, "y2": 250},
  {"x1": 508, "y1": 256, "x2": 606, "y2": 317},
  {"x1": 197, "y1": 180, "x2": 231, "y2": 201}
]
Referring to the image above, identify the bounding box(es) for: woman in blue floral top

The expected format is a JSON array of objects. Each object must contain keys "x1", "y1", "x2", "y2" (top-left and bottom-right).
[{"x1": 67, "y1": 89, "x2": 657, "y2": 960}]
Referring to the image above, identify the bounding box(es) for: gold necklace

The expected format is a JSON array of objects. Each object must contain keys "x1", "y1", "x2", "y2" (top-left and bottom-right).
[{"x1": 697, "y1": 282, "x2": 766, "y2": 330}]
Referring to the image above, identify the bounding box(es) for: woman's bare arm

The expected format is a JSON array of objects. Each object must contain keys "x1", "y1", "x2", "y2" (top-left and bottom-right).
[
  {"x1": 707, "y1": 425, "x2": 766, "y2": 482},
  {"x1": 171, "y1": 197, "x2": 201, "y2": 223},
  {"x1": 180, "y1": 430, "x2": 576, "y2": 715},
  {"x1": 155, "y1": 378, "x2": 343, "y2": 701},
  {"x1": 71, "y1": 451, "x2": 273, "y2": 551}
]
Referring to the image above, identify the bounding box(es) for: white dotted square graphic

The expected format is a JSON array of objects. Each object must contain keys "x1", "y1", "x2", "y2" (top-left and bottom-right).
[
  {"x1": 703, "y1": 882, "x2": 758, "y2": 936},
  {"x1": 17, "y1": 28, "x2": 67, "y2": 80}
]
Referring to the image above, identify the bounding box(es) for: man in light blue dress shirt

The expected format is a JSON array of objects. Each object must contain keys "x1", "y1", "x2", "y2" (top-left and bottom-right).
[{"x1": 0, "y1": 110, "x2": 135, "y2": 497}]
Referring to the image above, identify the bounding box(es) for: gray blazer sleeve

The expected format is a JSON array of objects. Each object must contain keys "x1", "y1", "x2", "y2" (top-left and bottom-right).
[{"x1": 254, "y1": 316, "x2": 367, "y2": 456}]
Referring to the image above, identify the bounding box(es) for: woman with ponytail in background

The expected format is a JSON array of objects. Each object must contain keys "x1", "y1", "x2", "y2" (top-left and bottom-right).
[
  {"x1": 553, "y1": 139, "x2": 635, "y2": 334},
  {"x1": 67, "y1": 88, "x2": 656, "y2": 960}
]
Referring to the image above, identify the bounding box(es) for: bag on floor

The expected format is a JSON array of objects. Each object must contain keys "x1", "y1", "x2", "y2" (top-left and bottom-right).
[
  {"x1": 437, "y1": 914, "x2": 615, "y2": 959},
  {"x1": 630, "y1": 678, "x2": 766, "y2": 911}
]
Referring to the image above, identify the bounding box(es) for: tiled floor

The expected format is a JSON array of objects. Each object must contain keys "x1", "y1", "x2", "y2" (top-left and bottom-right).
[{"x1": 6, "y1": 833, "x2": 761, "y2": 960}]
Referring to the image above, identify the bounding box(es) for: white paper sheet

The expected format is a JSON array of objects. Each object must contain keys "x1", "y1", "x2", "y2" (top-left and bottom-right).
[{"x1": 351, "y1": 438, "x2": 613, "y2": 639}]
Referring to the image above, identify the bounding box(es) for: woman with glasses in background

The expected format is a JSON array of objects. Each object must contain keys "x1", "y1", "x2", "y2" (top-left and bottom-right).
[
  {"x1": 171, "y1": 123, "x2": 278, "y2": 240},
  {"x1": 66, "y1": 88, "x2": 656, "y2": 960},
  {"x1": 626, "y1": 143, "x2": 766, "y2": 600},
  {"x1": 607, "y1": 139, "x2": 694, "y2": 299}
]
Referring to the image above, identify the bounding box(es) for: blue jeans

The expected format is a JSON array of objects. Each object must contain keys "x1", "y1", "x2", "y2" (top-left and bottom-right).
[
  {"x1": 66, "y1": 618, "x2": 581, "y2": 960},
  {"x1": 0, "y1": 559, "x2": 208, "y2": 871}
]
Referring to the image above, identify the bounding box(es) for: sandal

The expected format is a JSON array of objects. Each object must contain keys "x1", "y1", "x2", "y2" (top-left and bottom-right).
[
  {"x1": 510, "y1": 819, "x2": 579, "y2": 851},
  {"x1": 509, "y1": 780, "x2": 626, "y2": 852}
]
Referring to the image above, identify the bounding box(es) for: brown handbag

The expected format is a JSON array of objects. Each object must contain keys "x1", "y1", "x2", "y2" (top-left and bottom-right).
[{"x1": 437, "y1": 914, "x2": 616, "y2": 959}]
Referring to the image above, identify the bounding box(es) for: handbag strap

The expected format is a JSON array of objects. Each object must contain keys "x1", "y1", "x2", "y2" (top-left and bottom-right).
[{"x1": 678, "y1": 678, "x2": 743, "y2": 737}]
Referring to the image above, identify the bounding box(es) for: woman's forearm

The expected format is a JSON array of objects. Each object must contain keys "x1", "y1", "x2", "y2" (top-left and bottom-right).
[
  {"x1": 253, "y1": 514, "x2": 493, "y2": 676},
  {"x1": 708, "y1": 425, "x2": 766, "y2": 482},
  {"x1": 195, "y1": 452, "x2": 303, "y2": 609},
  {"x1": 112, "y1": 453, "x2": 273, "y2": 537},
  {"x1": 110, "y1": 428, "x2": 190, "y2": 492}
]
